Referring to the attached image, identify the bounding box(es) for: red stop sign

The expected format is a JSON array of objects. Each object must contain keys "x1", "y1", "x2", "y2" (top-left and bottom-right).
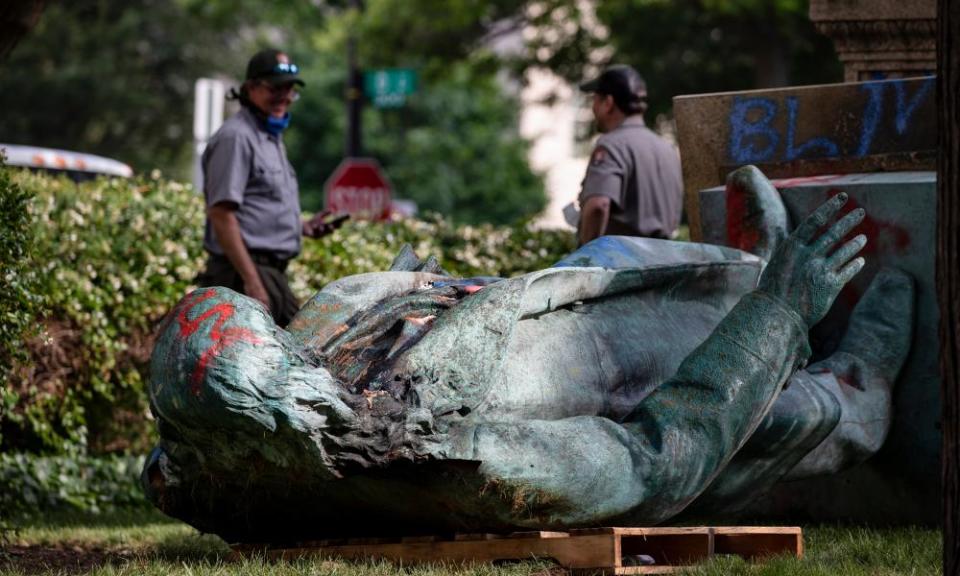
[{"x1": 323, "y1": 158, "x2": 393, "y2": 221}]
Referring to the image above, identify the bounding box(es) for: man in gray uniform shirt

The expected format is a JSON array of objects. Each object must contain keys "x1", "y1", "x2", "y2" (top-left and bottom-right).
[
  {"x1": 198, "y1": 49, "x2": 336, "y2": 327},
  {"x1": 577, "y1": 65, "x2": 683, "y2": 245}
]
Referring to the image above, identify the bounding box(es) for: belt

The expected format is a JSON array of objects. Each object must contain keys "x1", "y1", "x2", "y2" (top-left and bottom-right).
[{"x1": 211, "y1": 251, "x2": 290, "y2": 272}]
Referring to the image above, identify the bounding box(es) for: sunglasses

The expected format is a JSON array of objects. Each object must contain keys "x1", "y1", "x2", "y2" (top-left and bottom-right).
[
  {"x1": 258, "y1": 81, "x2": 301, "y2": 101},
  {"x1": 273, "y1": 63, "x2": 299, "y2": 74}
]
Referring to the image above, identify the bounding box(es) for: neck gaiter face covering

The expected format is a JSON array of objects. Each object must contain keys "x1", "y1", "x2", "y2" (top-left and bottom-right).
[{"x1": 264, "y1": 113, "x2": 291, "y2": 136}]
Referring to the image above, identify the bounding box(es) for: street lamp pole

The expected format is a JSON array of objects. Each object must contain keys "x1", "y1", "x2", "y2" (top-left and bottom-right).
[{"x1": 346, "y1": 0, "x2": 363, "y2": 158}]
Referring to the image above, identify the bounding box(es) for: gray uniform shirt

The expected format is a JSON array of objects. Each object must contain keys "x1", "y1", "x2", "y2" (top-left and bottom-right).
[
  {"x1": 202, "y1": 107, "x2": 302, "y2": 259},
  {"x1": 578, "y1": 116, "x2": 683, "y2": 239}
]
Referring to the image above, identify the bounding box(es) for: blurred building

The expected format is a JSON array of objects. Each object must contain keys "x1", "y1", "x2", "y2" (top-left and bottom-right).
[
  {"x1": 519, "y1": 67, "x2": 591, "y2": 230},
  {"x1": 484, "y1": 10, "x2": 601, "y2": 231},
  {"x1": 486, "y1": 3, "x2": 683, "y2": 230}
]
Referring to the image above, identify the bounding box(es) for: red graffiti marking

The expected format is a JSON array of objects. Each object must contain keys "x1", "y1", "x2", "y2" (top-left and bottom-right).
[
  {"x1": 823, "y1": 188, "x2": 911, "y2": 311},
  {"x1": 175, "y1": 289, "x2": 262, "y2": 396},
  {"x1": 824, "y1": 189, "x2": 911, "y2": 257},
  {"x1": 772, "y1": 174, "x2": 845, "y2": 189},
  {"x1": 725, "y1": 180, "x2": 762, "y2": 254},
  {"x1": 811, "y1": 366, "x2": 862, "y2": 391}
]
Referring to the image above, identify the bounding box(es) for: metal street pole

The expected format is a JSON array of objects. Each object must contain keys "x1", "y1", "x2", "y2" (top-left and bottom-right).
[{"x1": 346, "y1": 0, "x2": 363, "y2": 158}]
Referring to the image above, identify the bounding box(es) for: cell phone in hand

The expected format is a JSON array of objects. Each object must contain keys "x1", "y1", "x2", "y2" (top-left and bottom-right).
[
  {"x1": 562, "y1": 202, "x2": 580, "y2": 228},
  {"x1": 325, "y1": 213, "x2": 350, "y2": 228}
]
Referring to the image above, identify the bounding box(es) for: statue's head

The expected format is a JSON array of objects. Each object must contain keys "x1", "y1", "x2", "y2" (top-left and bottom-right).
[{"x1": 148, "y1": 287, "x2": 352, "y2": 477}]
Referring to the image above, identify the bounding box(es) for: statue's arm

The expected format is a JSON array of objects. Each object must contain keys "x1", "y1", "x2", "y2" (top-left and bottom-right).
[{"x1": 448, "y1": 193, "x2": 868, "y2": 526}]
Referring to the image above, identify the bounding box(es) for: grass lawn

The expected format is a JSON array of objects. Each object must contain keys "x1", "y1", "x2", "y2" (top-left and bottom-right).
[{"x1": 0, "y1": 511, "x2": 941, "y2": 576}]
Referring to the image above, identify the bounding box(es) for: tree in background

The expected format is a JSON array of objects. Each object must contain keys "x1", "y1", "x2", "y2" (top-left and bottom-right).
[
  {"x1": 0, "y1": 0, "x2": 45, "y2": 59},
  {"x1": 0, "y1": 0, "x2": 545, "y2": 225},
  {"x1": 357, "y1": 0, "x2": 545, "y2": 224},
  {"x1": 365, "y1": 61, "x2": 546, "y2": 225},
  {"x1": 285, "y1": 43, "x2": 545, "y2": 224},
  {"x1": 0, "y1": 0, "x2": 839, "y2": 224},
  {"x1": 527, "y1": 0, "x2": 842, "y2": 121},
  {"x1": 0, "y1": 1, "x2": 258, "y2": 174}
]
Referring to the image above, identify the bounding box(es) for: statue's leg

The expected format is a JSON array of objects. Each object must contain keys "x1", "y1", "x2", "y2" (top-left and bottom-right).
[
  {"x1": 552, "y1": 164, "x2": 783, "y2": 270},
  {"x1": 549, "y1": 165, "x2": 780, "y2": 271},
  {"x1": 785, "y1": 267, "x2": 915, "y2": 479},
  {"x1": 682, "y1": 268, "x2": 915, "y2": 516},
  {"x1": 551, "y1": 235, "x2": 761, "y2": 269}
]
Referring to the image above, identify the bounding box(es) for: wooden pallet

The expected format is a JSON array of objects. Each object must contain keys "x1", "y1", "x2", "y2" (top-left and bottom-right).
[{"x1": 231, "y1": 526, "x2": 802, "y2": 574}]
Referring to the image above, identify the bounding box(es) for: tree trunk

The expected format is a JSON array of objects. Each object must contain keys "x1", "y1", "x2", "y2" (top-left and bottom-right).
[
  {"x1": 939, "y1": 0, "x2": 960, "y2": 574},
  {"x1": 0, "y1": 1, "x2": 46, "y2": 60}
]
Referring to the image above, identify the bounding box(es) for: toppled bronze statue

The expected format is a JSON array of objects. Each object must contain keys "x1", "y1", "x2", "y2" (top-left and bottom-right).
[{"x1": 143, "y1": 166, "x2": 914, "y2": 542}]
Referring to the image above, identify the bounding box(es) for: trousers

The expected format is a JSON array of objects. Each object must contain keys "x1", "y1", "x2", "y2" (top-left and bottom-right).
[{"x1": 196, "y1": 252, "x2": 299, "y2": 327}]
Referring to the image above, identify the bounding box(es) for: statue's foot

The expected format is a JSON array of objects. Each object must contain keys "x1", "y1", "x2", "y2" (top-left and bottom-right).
[
  {"x1": 785, "y1": 267, "x2": 915, "y2": 479},
  {"x1": 725, "y1": 165, "x2": 789, "y2": 261},
  {"x1": 832, "y1": 267, "x2": 916, "y2": 378}
]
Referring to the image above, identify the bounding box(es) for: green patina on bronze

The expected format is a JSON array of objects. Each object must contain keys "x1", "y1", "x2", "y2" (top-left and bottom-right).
[{"x1": 143, "y1": 166, "x2": 914, "y2": 543}]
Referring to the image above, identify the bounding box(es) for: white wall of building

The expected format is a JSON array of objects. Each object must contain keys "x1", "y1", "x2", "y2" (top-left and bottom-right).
[{"x1": 520, "y1": 67, "x2": 589, "y2": 230}]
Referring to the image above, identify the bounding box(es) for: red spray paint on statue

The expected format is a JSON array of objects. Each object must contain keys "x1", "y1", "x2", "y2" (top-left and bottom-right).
[
  {"x1": 822, "y1": 189, "x2": 911, "y2": 310},
  {"x1": 726, "y1": 182, "x2": 912, "y2": 309},
  {"x1": 175, "y1": 289, "x2": 262, "y2": 396}
]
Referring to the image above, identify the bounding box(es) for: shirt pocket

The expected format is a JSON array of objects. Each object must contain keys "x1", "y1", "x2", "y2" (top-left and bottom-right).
[{"x1": 251, "y1": 155, "x2": 285, "y2": 198}]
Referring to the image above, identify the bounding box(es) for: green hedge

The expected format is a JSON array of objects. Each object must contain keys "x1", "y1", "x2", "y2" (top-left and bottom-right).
[
  {"x1": 3, "y1": 170, "x2": 207, "y2": 454},
  {"x1": 1, "y1": 168, "x2": 576, "y2": 456},
  {"x1": 290, "y1": 214, "x2": 577, "y2": 297},
  {"x1": 0, "y1": 163, "x2": 46, "y2": 427},
  {"x1": 0, "y1": 451, "x2": 149, "y2": 519}
]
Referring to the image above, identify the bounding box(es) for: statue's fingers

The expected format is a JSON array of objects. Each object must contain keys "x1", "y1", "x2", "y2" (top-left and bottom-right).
[
  {"x1": 825, "y1": 234, "x2": 867, "y2": 270},
  {"x1": 836, "y1": 256, "x2": 866, "y2": 285},
  {"x1": 812, "y1": 208, "x2": 865, "y2": 254},
  {"x1": 794, "y1": 193, "x2": 848, "y2": 244}
]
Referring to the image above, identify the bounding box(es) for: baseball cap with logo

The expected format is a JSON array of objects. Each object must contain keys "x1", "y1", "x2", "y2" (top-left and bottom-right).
[
  {"x1": 580, "y1": 64, "x2": 647, "y2": 115},
  {"x1": 245, "y1": 49, "x2": 305, "y2": 87}
]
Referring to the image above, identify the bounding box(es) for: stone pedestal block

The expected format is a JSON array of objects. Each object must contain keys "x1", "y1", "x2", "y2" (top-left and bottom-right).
[{"x1": 809, "y1": 0, "x2": 936, "y2": 82}]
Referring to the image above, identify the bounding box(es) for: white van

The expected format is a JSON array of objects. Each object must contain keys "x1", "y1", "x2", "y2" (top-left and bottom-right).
[{"x1": 1, "y1": 143, "x2": 133, "y2": 181}]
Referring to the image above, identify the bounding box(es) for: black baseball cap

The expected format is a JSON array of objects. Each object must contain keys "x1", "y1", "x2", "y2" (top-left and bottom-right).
[
  {"x1": 580, "y1": 64, "x2": 647, "y2": 114},
  {"x1": 245, "y1": 49, "x2": 305, "y2": 87}
]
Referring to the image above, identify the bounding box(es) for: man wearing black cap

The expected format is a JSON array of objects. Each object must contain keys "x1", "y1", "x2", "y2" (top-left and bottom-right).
[
  {"x1": 196, "y1": 49, "x2": 337, "y2": 327},
  {"x1": 577, "y1": 64, "x2": 683, "y2": 245}
]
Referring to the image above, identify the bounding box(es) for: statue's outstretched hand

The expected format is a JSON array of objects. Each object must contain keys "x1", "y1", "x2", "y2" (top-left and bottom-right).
[{"x1": 758, "y1": 192, "x2": 866, "y2": 328}]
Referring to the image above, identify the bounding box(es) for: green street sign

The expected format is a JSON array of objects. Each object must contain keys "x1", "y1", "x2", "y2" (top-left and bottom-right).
[{"x1": 363, "y1": 68, "x2": 418, "y2": 108}]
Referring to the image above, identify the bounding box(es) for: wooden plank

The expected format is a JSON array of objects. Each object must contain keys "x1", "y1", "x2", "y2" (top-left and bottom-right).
[
  {"x1": 400, "y1": 535, "x2": 440, "y2": 543},
  {"x1": 673, "y1": 76, "x2": 935, "y2": 240},
  {"x1": 453, "y1": 533, "x2": 501, "y2": 541},
  {"x1": 569, "y1": 527, "x2": 710, "y2": 536},
  {"x1": 618, "y1": 531, "x2": 712, "y2": 566},
  {"x1": 260, "y1": 533, "x2": 619, "y2": 570},
  {"x1": 343, "y1": 536, "x2": 400, "y2": 545},
  {"x1": 611, "y1": 567, "x2": 680, "y2": 575},
  {"x1": 508, "y1": 531, "x2": 570, "y2": 539},
  {"x1": 712, "y1": 526, "x2": 803, "y2": 560},
  {"x1": 232, "y1": 526, "x2": 802, "y2": 572}
]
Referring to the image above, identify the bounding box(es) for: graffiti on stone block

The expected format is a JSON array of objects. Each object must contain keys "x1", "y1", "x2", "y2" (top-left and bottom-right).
[{"x1": 728, "y1": 77, "x2": 934, "y2": 165}]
